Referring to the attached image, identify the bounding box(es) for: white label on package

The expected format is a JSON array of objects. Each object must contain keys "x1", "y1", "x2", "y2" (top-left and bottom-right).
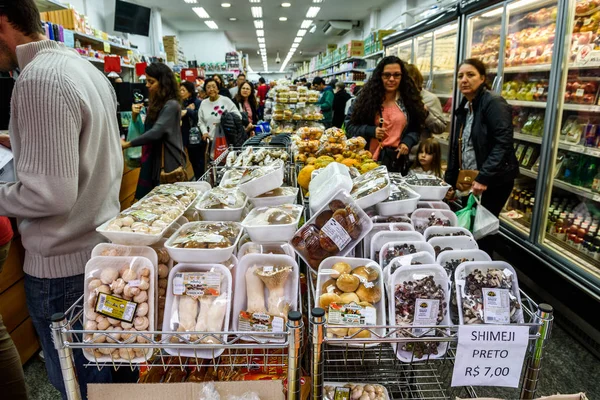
[
  {"x1": 416, "y1": 173, "x2": 436, "y2": 180},
  {"x1": 321, "y1": 218, "x2": 352, "y2": 251},
  {"x1": 271, "y1": 316, "x2": 284, "y2": 333},
  {"x1": 451, "y1": 325, "x2": 529, "y2": 388},
  {"x1": 172, "y1": 272, "x2": 222, "y2": 297},
  {"x1": 413, "y1": 298, "x2": 440, "y2": 337},
  {"x1": 482, "y1": 288, "x2": 510, "y2": 324},
  {"x1": 128, "y1": 279, "x2": 141, "y2": 288},
  {"x1": 576, "y1": 88, "x2": 585, "y2": 97}
]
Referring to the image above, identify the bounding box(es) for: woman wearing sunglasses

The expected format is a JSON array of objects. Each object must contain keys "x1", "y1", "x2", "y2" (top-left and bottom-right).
[{"x1": 345, "y1": 56, "x2": 427, "y2": 173}]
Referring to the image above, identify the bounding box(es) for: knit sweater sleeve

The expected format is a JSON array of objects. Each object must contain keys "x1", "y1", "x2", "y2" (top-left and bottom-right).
[
  {"x1": 129, "y1": 100, "x2": 180, "y2": 147},
  {"x1": 198, "y1": 100, "x2": 210, "y2": 135},
  {"x1": 223, "y1": 97, "x2": 242, "y2": 119},
  {"x1": 0, "y1": 72, "x2": 80, "y2": 218}
]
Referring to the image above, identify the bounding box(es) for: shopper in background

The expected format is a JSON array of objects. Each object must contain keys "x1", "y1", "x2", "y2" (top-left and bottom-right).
[
  {"x1": 122, "y1": 63, "x2": 186, "y2": 199},
  {"x1": 198, "y1": 78, "x2": 242, "y2": 141},
  {"x1": 406, "y1": 64, "x2": 448, "y2": 136},
  {"x1": 230, "y1": 73, "x2": 246, "y2": 98},
  {"x1": 256, "y1": 77, "x2": 269, "y2": 120},
  {"x1": 345, "y1": 85, "x2": 362, "y2": 116},
  {"x1": 445, "y1": 58, "x2": 518, "y2": 255},
  {"x1": 411, "y1": 138, "x2": 443, "y2": 178},
  {"x1": 332, "y1": 81, "x2": 351, "y2": 128},
  {"x1": 198, "y1": 87, "x2": 207, "y2": 100},
  {"x1": 180, "y1": 80, "x2": 204, "y2": 179},
  {"x1": 212, "y1": 74, "x2": 232, "y2": 99},
  {"x1": 345, "y1": 56, "x2": 426, "y2": 173},
  {"x1": 0, "y1": 0, "x2": 120, "y2": 397},
  {"x1": 313, "y1": 76, "x2": 334, "y2": 128},
  {"x1": 233, "y1": 81, "x2": 258, "y2": 135}
]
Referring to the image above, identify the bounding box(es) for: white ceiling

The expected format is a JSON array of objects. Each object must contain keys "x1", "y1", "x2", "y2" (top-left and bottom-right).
[{"x1": 138, "y1": 0, "x2": 391, "y2": 71}]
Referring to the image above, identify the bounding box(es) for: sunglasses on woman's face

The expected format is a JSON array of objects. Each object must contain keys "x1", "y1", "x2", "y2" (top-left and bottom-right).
[{"x1": 382, "y1": 72, "x2": 402, "y2": 80}]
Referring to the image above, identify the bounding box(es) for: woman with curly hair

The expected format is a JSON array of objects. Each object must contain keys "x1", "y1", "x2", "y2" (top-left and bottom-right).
[{"x1": 345, "y1": 56, "x2": 427, "y2": 173}]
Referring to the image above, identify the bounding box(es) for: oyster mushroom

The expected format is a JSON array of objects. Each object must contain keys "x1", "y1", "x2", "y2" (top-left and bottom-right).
[
  {"x1": 245, "y1": 265, "x2": 267, "y2": 314},
  {"x1": 255, "y1": 266, "x2": 293, "y2": 318}
]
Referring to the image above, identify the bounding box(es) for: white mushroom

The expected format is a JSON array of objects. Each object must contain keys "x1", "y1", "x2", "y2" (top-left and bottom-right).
[
  {"x1": 106, "y1": 327, "x2": 123, "y2": 343},
  {"x1": 134, "y1": 316, "x2": 149, "y2": 331},
  {"x1": 119, "y1": 348, "x2": 136, "y2": 361},
  {"x1": 148, "y1": 227, "x2": 162, "y2": 235},
  {"x1": 121, "y1": 268, "x2": 138, "y2": 283},
  {"x1": 140, "y1": 268, "x2": 150, "y2": 277},
  {"x1": 138, "y1": 276, "x2": 150, "y2": 291},
  {"x1": 133, "y1": 290, "x2": 148, "y2": 303},
  {"x1": 86, "y1": 309, "x2": 99, "y2": 321},
  {"x1": 123, "y1": 284, "x2": 141, "y2": 298},
  {"x1": 120, "y1": 216, "x2": 134, "y2": 227},
  {"x1": 107, "y1": 317, "x2": 121, "y2": 326},
  {"x1": 121, "y1": 321, "x2": 133, "y2": 330},
  {"x1": 120, "y1": 329, "x2": 135, "y2": 342},
  {"x1": 100, "y1": 268, "x2": 119, "y2": 285},
  {"x1": 136, "y1": 302, "x2": 149, "y2": 317},
  {"x1": 98, "y1": 347, "x2": 113, "y2": 356},
  {"x1": 88, "y1": 279, "x2": 103, "y2": 292},
  {"x1": 110, "y1": 278, "x2": 126, "y2": 294},
  {"x1": 92, "y1": 333, "x2": 106, "y2": 343},
  {"x1": 136, "y1": 334, "x2": 149, "y2": 344},
  {"x1": 120, "y1": 227, "x2": 133, "y2": 233},
  {"x1": 134, "y1": 349, "x2": 146, "y2": 359},
  {"x1": 158, "y1": 264, "x2": 169, "y2": 278},
  {"x1": 95, "y1": 285, "x2": 111, "y2": 295},
  {"x1": 97, "y1": 318, "x2": 110, "y2": 331},
  {"x1": 84, "y1": 321, "x2": 97, "y2": 331}
]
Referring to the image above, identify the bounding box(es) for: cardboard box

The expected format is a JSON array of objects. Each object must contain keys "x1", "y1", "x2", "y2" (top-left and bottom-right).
[{"x1": 88, "y1": 381, "x2": 285, "y2": 400}]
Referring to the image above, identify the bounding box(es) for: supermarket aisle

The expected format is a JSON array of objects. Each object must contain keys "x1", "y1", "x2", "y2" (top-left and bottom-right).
[{"x1": 21, "y1": 322, "x2": 600, "y2": 399}]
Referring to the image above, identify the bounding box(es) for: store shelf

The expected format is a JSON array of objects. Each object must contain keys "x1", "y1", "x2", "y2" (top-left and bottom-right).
[
  {"x1": 72, "y1": 31, "x2": 133, "y2": 53},
  {"x1": 514, "y1": 132, "x2": 543, "y2": 144},
  {"x1": 519, "y1": 167, "x2": 538, "y2": 179},
  {"x1": 563, "y1": 104, "x2": 600, "y2": 113},
  {"x1": 204, "y1": 71, "x2": 235, "y2": 75},
  {"x1": 430, "y1": 92, "x2": 453, "y2": 98},
  {"x1": 361, "y1": 50, "x2": 384, "y2": 60},
  {"x1": 544, "y1": 235, "x2": 600, "y2": 278},
  {"x1": 322, "y1": 68, "x2": 366, "y2": 78},
  {"x1": 515, "y1": 132, "x2": 600, "y2": 158},
  {"x1": 507, "y1": 100, "x2": 547, "y2": 108},
  {"x1": 520, "y1": 167, "x2": 600, "y2": 201},
  {"x1": 35, "y1": 0, "x2": 67, "y2": 11},
  {"x1": 82, "y1": 56, "x2": 134, "y2": 69}
]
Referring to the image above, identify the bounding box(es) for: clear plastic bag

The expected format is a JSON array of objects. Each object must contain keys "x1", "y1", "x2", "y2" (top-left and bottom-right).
[{"x1": 473, "y1": 196, "x2": 500, "y2": 240}]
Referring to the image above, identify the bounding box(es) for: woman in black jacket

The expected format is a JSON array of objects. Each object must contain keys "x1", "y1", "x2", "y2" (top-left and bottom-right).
[
  {"x1": 345, "y1": 56, "x2": 427, "y2": 173},
  {"x1": 122, "y1": 63, "x2": 186, "y2": 199},
  {"x1": 180, "y1": 80, "x2": 203, "y2": 179},
  {"x1": 233, "y1": 81, "x2": 258, "y2": 135},
  {"x1": 332, "y1": 81, "x2": 351, "y2": 128},
  {"x1": 445, "y1": 59, "x2": 519, "y2": 254},
  {"x1": 213, "y1": 74, "x2": 232, "y2": 99}
]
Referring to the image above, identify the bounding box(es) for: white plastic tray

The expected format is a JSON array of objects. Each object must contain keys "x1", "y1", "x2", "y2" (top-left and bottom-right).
[
  {"x1": 239, "y1": 163, "x2": 285, "y2": 198},
  {"x1": 407, "y1": 181, "x2": 451, "y2": 201},
  {"x1": 424, "y1": 226, "x2": 473, "y2": 241},
  {"x1": 232, "y1": 254, "x2": 299, "y2": 342},
  {"x1": 436, "y1": 249, "x2": 491, "y2": 280},
  {"x1": 309, "y1": 171, "x2": 353, "y2": 215},
  {"x1": 175, "y1": 181, "x2": 212, "y2": 195},
  {"x1": 376, "y1": 185, "x2": 421, "y2": 216},
  {"x1": 83, "y1": 256, "x2": 156, "y2": 364},
  {"x1": 249, "y1": 187, "x2": 299, "y2": 208},
  {"x1": 369, "y1": 231, "x2": 425, "y2": 261},
  {"x1": 454, "y1": 261, "x2": 524, "y2": 325},
  {"x1": 417, "y1": 201, "x2": 450, "y2": 210},
  {"x1": 378, "y1": 241, "x2": 435, "y2": 270},
  {"x1": 91, "y1": 244, "x2": 158, "y2": 268},
  {"x1": 237, "y1": 242, "x2": 294, "y2": 259},
  {"x1": 389, "y1": 264, "x2": 450, "y2": 362},
  {"x1": 323, "y1": 382, "x2": 391, "y2": 400},
  {"x1": 428, "y1": 236, "x2": 478, "y2": 258},
  {"x1": 383, "y1": 251, "x2": 437, "y2": 294},
  {"x1": 164, "y1": 222, "x2": 243, "y2": 263},
  {"x1": 315, "y1": 257, "x2": 385, "y2": 348},
  {"x1": 411, "y1": 208, "x2": 458, "y2": 234},
  {"x1": 241, "y1": 204, "x2": 303, "y2": 243},
  {"x1": 362, "y1": 223, "x2": 398, "y2": 260},
  {"x1": 352, "y1": 171, "x2": 392, "y2": 210},
  {"x1": 371, "y1": 215, "x2": 412, "y2": 224},
  {"x1": 162, "y1": 263, "x2": 232, "y2": 358},
  {"x1": 195, "y1": 189, "x2": 248, "y2": 222}
]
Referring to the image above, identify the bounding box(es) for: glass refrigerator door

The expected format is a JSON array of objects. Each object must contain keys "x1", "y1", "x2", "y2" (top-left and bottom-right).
[
  {"x1": 499, "y1": 0, "x2": 558, "y2": 237},
  {"x1": 537, "y1": 0, "x2": 600, "y2": 280},
  {"x1": 465, "y1": 5, "x2": 504, "y2": 88},
  {"x1": 415, "y1": 32, "x2": 434, "y2": 82},
  {"x1": 386, "y1": 39, "x2": 414, "y2": 63},
  {"x1": 432, "y1": 22, "x2": 459, "y2": 137}
]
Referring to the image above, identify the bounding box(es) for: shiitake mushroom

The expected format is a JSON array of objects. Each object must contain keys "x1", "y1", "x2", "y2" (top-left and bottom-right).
[
  {"x1": 328, "y1": 199, "x2": 345, "y2": 211},
  {"x1": 315, "y1": 210, "x2": 333, "y2": 229}
]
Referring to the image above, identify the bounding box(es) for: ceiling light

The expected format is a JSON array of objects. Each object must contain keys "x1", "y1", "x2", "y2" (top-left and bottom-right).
[
  {"x1": 251, "y1": 7, "x2": 263, "y2": 18},
  {"x1": 229, "y1": 17, "x2": 237, "y2": 21},
  {"x1": 301, "y1": 20, "x2": 312, "y2": 29},
  {"x1": 259, "y1": 43, "x2": 266, "y2": 48},
  {"x1": 256, "y1": 29, "x2": 264, "y2": 36},
  {"x1": 281, "y1": 2, "x2": 291, "y2": 7},
  {"x1": 221, "y1": 2, "x2": 231, "y2": 7},
  {"x1": 294, "y1": 37, "x2": 302, "y2": 43},
  {"x1": 313, "y1": 0, "x2": 323, "y2": 2},
  {"x1": 306, "y1": 6, "x2": 320, "y2": 18},
  {"x1": 257, "y1": 50, "x2": 260, "y2": 55},
  {"x1": 254, "y1": 19, "x2": 263, "y2": 28},
  {"x1": 291, "y1": 43, "x2": 299, "y2": 48},
  {"x1": 249, "y1": 0, "x2": 260, "y2": 2},
  {"x1": 297, "y1": 29, "x2": 306, "y2": 36},
  {"x1": 279, "y1": 17, "x2": 288, "y2": 21},
  {"x1": 309, "y1": 24, "x2": 317, "y2": 33},
  {"x1": 184, "y1": 0, "x2": 197, "y2": 3},
  {"x1": 258, "y1": 37, "x2": 265, "y2": 43},
  {"x1": 192, "y1": 7, "x2": 210, "y2": 18},
  {"x1": 204, "y1": 20, "x2": 219, "y2": 29}
]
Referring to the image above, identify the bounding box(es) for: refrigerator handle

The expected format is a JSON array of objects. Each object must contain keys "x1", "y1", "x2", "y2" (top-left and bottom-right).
[
  {"x1": 426, "y1": 78, "x2": 433, "y2": 91},
  {"x1": 491, "y1": 76, "x2": 499, "y2": 92},
  {"x1": 495, "y1": 75, "x2": 504, "y2": 94}
]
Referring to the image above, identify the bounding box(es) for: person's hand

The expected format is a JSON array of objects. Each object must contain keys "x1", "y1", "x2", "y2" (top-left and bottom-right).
[
  {"x1": 0, "y1": 134, "x2": 10, "y2": 149},
  {"x1": 187, "y1": 103, "x2": 196, "y2": 110},
  {"x1": 181, "y1": 109, "x2": 188, "y2": 118},
  {"x1": 132, "y1": 103, "x2": 143, "y2": 115},
  {"x1": 375, "y1": 127, "x2": 386, "y2": 140},
  {"x1": 472, "y1": 181, "x2": 488, "y2": 196},
  {"x1": 121, "y1": 139, "x2": 131, "y2": 150},
  {"x1": 202, "y1": 133, "x2": 210, "y2": 141},
  {"x1": 395, "y1": 143, "x2": 409, "y2": 158},
  {"x1": 246, "y1": 123, "x2": 254, "y2": 132}
]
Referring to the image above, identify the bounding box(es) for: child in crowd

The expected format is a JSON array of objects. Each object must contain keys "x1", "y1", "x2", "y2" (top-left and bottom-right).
[{"x1": 411, "y1": 138, "x2": 443, "y2": 178}]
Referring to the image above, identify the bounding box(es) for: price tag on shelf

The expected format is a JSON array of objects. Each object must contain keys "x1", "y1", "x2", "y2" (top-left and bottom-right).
[
  {"x1": 520, "y1": 51, "x2": 527, "y2": 59},
  {"x1": 576, "y1": 88, "x2": 585, "y2": 97},
  {"x1": 528, "y1": 50, "x2": 537, "y2": 59},
  {"x1": 451, "y1": 325, "x2": 529, "y2": 388},
  {"x1": 104, "y1": 42, "x2": 111, "y2": 53}
]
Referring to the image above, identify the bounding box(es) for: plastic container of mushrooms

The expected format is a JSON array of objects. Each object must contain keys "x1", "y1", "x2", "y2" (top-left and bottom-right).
[
  {"x1": 232, "y1": 254, "x2": 299, "y2": 343},
  {"x1": 323, "y1": 382, "x2": 391, "y2": 400},
  {"x1": 83, "y1": 256, "x2": 156, "y2": 364},
  {"x1": 369, "y1": 230, "x2": 425, "y2": 261}
]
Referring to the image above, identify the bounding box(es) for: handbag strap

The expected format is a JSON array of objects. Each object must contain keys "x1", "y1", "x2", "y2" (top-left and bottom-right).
[{"x1": 458, "y1": 124, "x2": 464, "y2": 170}]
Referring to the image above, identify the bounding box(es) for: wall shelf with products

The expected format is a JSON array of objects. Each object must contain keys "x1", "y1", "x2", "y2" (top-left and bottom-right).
[
  {"x1": 35, "y1": 0, "x2": 67, "y2": 12},
  {"x1": 73, "y1": 32, "x2": 133, "y2": 53},
  {"x1": 519, "y1": 167, "x2": 600, "y2": 202},
  {"x1": 82, "y1": 56, "x2": 134, "y2": 69},
  {"x1": 361, "y1": 50, "x2": 384, "y2": 60},
  {"x1": 507, "y1": 100, "x2": 547, "y2": 108}
]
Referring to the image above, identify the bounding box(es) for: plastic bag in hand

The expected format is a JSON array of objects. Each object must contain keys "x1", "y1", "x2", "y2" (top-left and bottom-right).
[
  {"x1": 455, "y1": 194, "x2": 476, "y2": 231},
  {"x1": 473, "y1": 196, "x2": 499, "y2": 240}
]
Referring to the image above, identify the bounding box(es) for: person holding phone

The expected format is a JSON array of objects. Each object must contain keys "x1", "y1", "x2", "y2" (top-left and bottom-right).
[{"x1": 180, "y1": 80, "x2": 203, "y2": 179}]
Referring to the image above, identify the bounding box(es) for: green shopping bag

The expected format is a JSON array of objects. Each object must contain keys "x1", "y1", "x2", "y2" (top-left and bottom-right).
[
  {"x1": 124, "y1": 111, "x2": 144, "y2": 169},
  {"x1": 456, "y1": 194, "x2": 477, "y2": 231}
]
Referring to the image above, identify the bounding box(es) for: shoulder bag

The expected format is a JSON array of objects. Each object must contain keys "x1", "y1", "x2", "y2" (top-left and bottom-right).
[
  {"x1": 456, "y1": 122, "x2": 479, "y2": 192},
  {"x1": 160, "y1": 144, "x2": 188, "y2": 184}
]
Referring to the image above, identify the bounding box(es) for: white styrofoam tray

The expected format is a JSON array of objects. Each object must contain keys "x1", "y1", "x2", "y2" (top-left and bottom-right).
[
  {"x1": 309, "y1": 172, "x2": 353, "y2": 215},
  {"x1": 249, "y1": 187, "x2": 299, "y2": 208},
  {"x1": 424, "y1": 226, "x2": 473, "y2": 241},
  {"x1": 195, "y1": 189, "x2": 248, "y2": 222},
  {"x1": 352, "y1": 173, "x2": 392, "y2": 210},
  {"x1": 406, "y1": 181, "x2": 451, "y2": 201},
  {"x1": 378, "y1": 241, "x2": 435, "y2": 270},
  {"x1": 376, "y1": 185, "x2": 421, "y2": 216},
  {"x1": 436, "y1": 249, "x2": 491, "y2": 275},
  {"x1": 323, "y1": 382, "x2": 391, "y2": 400},
  {"x1": 162, "y1": 263, "x2": 232, "y2": 358},
  {"x1": 315, "y1": 257, "x2": 385, "y2": 348},
  {"x1": 175, "y1": 181, "x2": 212, "y2": 196},
  {"x1": 417, "y1": 201, "x2": 450, "y2": 210},
  {"x1": 369, "y1": 231, "x2": 425, "y2": 261},
  {"x1": 91, "y1": 244, "x2": 158, "y2": 268},
  {"x1": 164, "y1": 222, "x2": 243, "y2": 263},
  {"x1": 239, "y1": 163, "x2": 285, "y2": 198},
  {"x1": 241, "y1": 204, "x2": 303, "y2": 243},
  {"x1": 238, "y1": 242, "x2": 295, "y2": 259},
  {"x1": 428, "y1": 236, "x2": 478, "y2": 258},
  {"x1": 411, "y1": 209, "x2": 458, "y2": 234},
  {"x1": 383, "y1": 251, "x2": 437, "y2": 294}
]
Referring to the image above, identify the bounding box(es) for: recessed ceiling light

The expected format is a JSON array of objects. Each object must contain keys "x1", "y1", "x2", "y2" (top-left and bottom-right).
[
  {"x1": 291, "y1": 43, "x2": 299, "y2": 48},
  {"x1": 192, "y1": 7, "x2": 210, "y2": 18},
  {"x1": 221, "y1": 2, "x2": 231, "y2": 7},
  {"x1": 259, "y1": 42, "x2": 266, "y2": 47},
  {"x1": 229, "y1": 17, "x2": 237, "y2": 21},
  {"x1": 281, "y1": 2, "x2": 291, "y2": 7},
  {"x1": 249, "y1": 0, "x2": 260, "y2": 2},
  {"x1": 294, "y1": 37, "x2": 302, "y2": 43},
  {"x1": 297, "y1": 29, "x2": 306, "y2": 36},
  {"x1": 306, "y1": 6, "x2": 320, "y2": 18},
  {"x1": 257, "y1": 37, "x2": 265, "y2": 43},
  {"x1": 279, "y1": 17, "x2": 288, "y2": 21},
  {"x1": 251, "y1": 6, "x2": 262, "y2": 18},
  {"x1": 205, "y1": 20, "x2": 219, "y2": 29},
  {"x1": 301, "y1": 20, "x2": 312, "y2": 29},
  {"x1": 313, "y1": 0, "x2": 323, "y2": 2},
  {"x1": 184, "y1": 0, "x2": 197, "y2": 3},
  {"x1": 256, "y1": 30, "x2": 264, "y2": 36},
  {"x1": 254, "y1": 19, "x2": 263, "y2": 28}
]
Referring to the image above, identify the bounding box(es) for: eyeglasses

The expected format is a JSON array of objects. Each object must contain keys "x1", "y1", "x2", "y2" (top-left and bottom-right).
[{"x1": 382, "y1": 72, "x2": 402, "y2": 80}]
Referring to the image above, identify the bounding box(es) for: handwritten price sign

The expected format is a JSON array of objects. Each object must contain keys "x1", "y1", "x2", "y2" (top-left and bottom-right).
[{"x1": 451, "y1": 325, "x2": 529, "y2": 388}]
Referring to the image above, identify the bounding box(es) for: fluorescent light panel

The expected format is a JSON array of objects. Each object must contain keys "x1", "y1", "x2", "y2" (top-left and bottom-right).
[
  {"x1": 256, "y1": 29, "x2": 264, "y2": 36},
  {"x1": 313, "y1": 0, "x2": 323, "y2": 2},
  {"x1": 294, "y1": 37, "x2": 302, "y2": 43},
  {"x1": 306, "y1": 6, "x2": 320, "y2": 18},
  {"x1": 254, "y1": 19, "x2": 263, "y2": 28},
  {"x1": 205, "y1": 20, "x2": 218, "y2": 29},
  {"x1": 257, "y1": 37, "x2": 265, "y2": 43},
  {"x1": 221, "y1": 3, "x2": 231, "y2": 7},
  {"x1": 279, "y1": 17, "x2": 288, "y2": 21},
  {"x1": 297, "y1": 29, "x2": 306, "y2": 36},
  {"x1": 249, "y1": 0, "x2": 260, "y2": 2},
  {"x1": 282, "y1": 2, "x2": 291, "y2": 7},
  {"x1": 192, "y1": 7, "x2": 210, "y2": 18},
  {"x1": 301, "y1": 20, "x2": 312, "y2": 29},
  {"x1": 291, "y1": 43, "x2": 299, "y2": 48},
  {"x1": 251, "y1": 6, "x2": 262, "y2": 18},
  {"x1": 184, "y1": 0, "x2": 197, "y2": 3}
]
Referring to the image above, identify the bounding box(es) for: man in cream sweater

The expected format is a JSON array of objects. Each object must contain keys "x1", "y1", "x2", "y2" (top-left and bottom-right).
[{"x1": 0, "y1": 1, "x2": 122, "y2": 398}]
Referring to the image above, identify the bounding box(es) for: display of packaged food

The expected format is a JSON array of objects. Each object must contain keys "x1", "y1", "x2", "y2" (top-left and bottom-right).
[
  {"x1": 371, "y1": 215, "x2": 412, "y2": 224},
  {"x1": 369, "y1": 230, "x2": 425, "y2": 262},
  {"x1": 351, "y1": 166, "x2": 391, "y2": 209},
  {"x1": 242, "y1": 204, "x2": 303, "y2": 242},
  {"x1": 220, "y1": 169, "x2": 244, "y2": 188},
  {"x1": 249, "y1": 187, "x2": 299, "y2": 208},
  {"x1": 423, "y1": 226, "x2": 472, "y2": 241},
  {"x1": 405, "y1": 174, "x2": 451, "y2": 201},
  {"x1": 91, "y1": 244, "x2": 158, "y2": 268},
  {"x1": 195, "y1": 187, "x2": 248, "y2": 221},
  {"x1": 376, "y1": 184, "x2": 421, "y2": 216},
  {"x1": 378, "y1": 241, "x2": 435, "y2": 270},
  {"x1": 307, "y1": 90, "x2": 320, "y2": 103},
  {"x1": 416, "y1": 201, "x2": 451, "y2": 210},
  {"x1": 291, "y1": 190, "x2": 373, "y2": 270},
  {"x1": 162, "y1": 263, "x2": 232, "y2": 358},
  {"x1": 165, "y1": 222, "x2": 243, "y2": 263},
  {"x1": 428, "y1": 236, "x2": 478, "y2": 258},
  {"x1": 345, "y1": 136, "x2": 367, "y2": 152},
  {"x1": 389, "y1": 264, "x2": 450, "y2": 362},
  {"x1": 315, "y1": 257, "x2": 385, "y2": 347},
  {"x1": 237, "y1": 242, "x2": 295, "y2": 259},
  {"x1": 238, "y1": 160, "x2": 285, "y2": 198},
  {"x1": 309, "y1": 162, "x2": 353, "y2": 214},
  {"x1": 323, "y1": 382, "x2": 390, "y2": 400},
  {"x1": 411, "y1": 209, "x2": 458, "y2": 234},
  {"x1": 83, "y1": 256, "x2": 156, "y2": 363},
  {"x1": 232, "y1": 254, "x2": 299, "y2": 342},
  {"x1": 455, "y1": 261, "x2": 524, "y2": 325},
  {"x1": 361, "y1": 222, "x2": 415, "y2": 260},
  {"x1": 226, "y1": 147, "x2": 291, "y2": 168},
  {"x1": 383, "y1": 252, "x2": 437, "y2": 294}
]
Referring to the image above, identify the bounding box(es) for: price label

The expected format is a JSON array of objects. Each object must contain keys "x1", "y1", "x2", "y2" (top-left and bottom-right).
[
  {"x1": 528, "y1": 50, "x2": 537, "y2": 59},
  {"x1": 520, "y1": 51, "x2": 527, "y2": 59},
  {"x1": 576, "y1": 88, "x2": 585, "y2": 97},
  {"x1": 451, "y1": 325, "x2": 529, "y2": 388},
  {"x1": 104, "y1": 41, "x2": 111, "y2": 53}
]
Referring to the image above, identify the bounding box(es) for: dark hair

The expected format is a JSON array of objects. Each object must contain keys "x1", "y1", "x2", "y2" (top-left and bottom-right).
[
  {"x1": 350, "y1": 56, "x2": 426, "y2": 131},
  {"x1": 238, "y1": 73, "x2": 246, "y2": 79},
  {"x1": 145, "y1": 63, "x2": 180, "y2": 122},
  {"x1": 204, "y1": 78, "x2": 219, "y2": 92},
  {"x1": 405, "y1": 64, "x2": 423, "y2": 90},
  {"x1": 353, "y1": 86, "x2": 362, "y2": 96},
  {"x1": 180, "y1": 81, "x2": 196, "y2": 99},
  {"x1": 412, "y1": 138, "x2": 442, "y2": 178},
  {"x1": 300, "y1": 78, "x2": 307, "y2": 83},
  {"x1": 0, "y1": 0, "x2": 44, "y2": 36},
  {"x1": 235, "y1": 81, "x2": 256, "y2": 100},
  {"x1": 313, "y1": 76, "x2": 325, "y2": 86},
  {"x1": 460, "y1": 58, "x2": 487, "y2": 76},
  {"x1": 259, "y1": 77, "x2": 266, "y2": 84},
  {"x1": 212, "y1": 74, "x2": 224, "y2": 88}
]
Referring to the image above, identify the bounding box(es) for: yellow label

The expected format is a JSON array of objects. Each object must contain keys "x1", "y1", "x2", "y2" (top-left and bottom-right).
[
  {"x1": 95, "y1": 293, "x2": 137, "y2": 323},
  {"x1": 103, "y1": 42, "x2": 111, "y2": 53},
  {"x1": 334, "y1": 387, "x2": 350, "y2": 400}
]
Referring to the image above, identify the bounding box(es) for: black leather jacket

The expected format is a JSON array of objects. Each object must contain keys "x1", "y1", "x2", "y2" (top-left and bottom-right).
[{"x1": 444, "y1": 86, "x2": 519, "y2": 187}]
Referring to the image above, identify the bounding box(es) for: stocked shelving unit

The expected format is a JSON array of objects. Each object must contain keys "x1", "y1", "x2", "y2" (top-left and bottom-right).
[{"x1": 35, "y1": 0, "x2": 67, "y2": 12}]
